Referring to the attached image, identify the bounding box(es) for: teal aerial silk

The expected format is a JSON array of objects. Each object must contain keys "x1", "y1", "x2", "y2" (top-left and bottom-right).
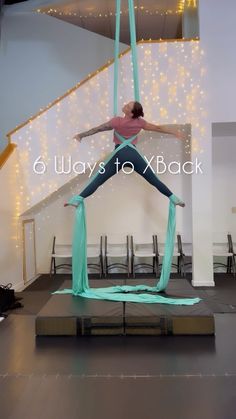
[
  {"x1": 128, "y1": 0, "x2": 140, "y2": 102},
  {"x1": 113, "y1": 0, "x2": 121, "y2": 116},
  {"x1": 53, "y1": 0, "x2": 201, "y2": 306}
]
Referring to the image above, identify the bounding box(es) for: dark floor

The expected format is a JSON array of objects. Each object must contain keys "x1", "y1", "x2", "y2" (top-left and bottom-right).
[{"x1": 1, "y1": 273, "x2": 236, "y2": 419}]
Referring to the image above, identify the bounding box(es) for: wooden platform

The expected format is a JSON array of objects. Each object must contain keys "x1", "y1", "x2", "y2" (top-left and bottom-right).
[{"x1": 35, "y1": 279, "x2": 215, "y2": 336}]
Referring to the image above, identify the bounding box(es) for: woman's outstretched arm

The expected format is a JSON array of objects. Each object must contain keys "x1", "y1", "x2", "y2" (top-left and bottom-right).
[
  {"x1": 143, "y1": 122, "x2": 186, "y2": 140},
  {"x1": 73, "y1": 122, "x2": 113, "y2": 142}
]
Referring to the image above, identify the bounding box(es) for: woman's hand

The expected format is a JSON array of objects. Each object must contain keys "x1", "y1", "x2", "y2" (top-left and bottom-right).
[
  {"x1": 175, "y1": 129, "x2": 186, "y2": 141},
  {"x1": 73, "y1": 134, "x2": 82, "y2": 142}
]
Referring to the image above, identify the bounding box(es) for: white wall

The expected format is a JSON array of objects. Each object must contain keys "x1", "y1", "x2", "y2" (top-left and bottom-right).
[
  {"x1": 199, "y1": 0, "x2": 236, "y2": 122},
  {"x1": 189, "y1": 0, "x2": 236, "y2": 285},
  {"x1": 212, "y1": 135, "x2": 236, "y2": 239},
  {"x1": 0, "y1": 7, "x2": 126, "y2": 151}
]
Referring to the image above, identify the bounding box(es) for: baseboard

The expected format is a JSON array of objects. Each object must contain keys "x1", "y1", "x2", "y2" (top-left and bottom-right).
[
  {"x1": 11, "y1": 280, "x2": 25, "y2": 292},
  {"x1": 191, "y1": 280, "x2": 215, "y2": 287},
  {"x1": 16, "y1": 274, "x2": 41, "y2": 292}
]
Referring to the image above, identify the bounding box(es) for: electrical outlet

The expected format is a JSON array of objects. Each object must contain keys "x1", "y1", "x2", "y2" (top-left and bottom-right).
[{"x1": 232, "y1": 207, "x2": 236, "y2": 214}]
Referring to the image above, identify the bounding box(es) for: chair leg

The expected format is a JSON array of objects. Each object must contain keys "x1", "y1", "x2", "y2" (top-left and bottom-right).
[
  {"x1": 182, "y1": 256, "x2": 186, "y2": 278},
  {"x1": 99, "y1": 256, "x2": 103, "y2": 279},
  {"x1": 177, "y1": 256, "x2": 180, "y2": 275},
  {"x1": 154, "y1": 256, "x2": 157, "y2": 278},
  {"x1": 227, "y1": 256, "x2": 230, "y2": 274},
  {"x1": 178, "y1": 256, "x2": 182, "y2": 277},
  {"x1": 229, "y1": 256, "x2": 232, "y2": 274},
  {"x1": 50, "y1": 257, "x2": 53, "y2": 277},
  {"x1": 53, "y1": 258, "x2": 56, "y2": 275},
  {"x1": 105, "y1": 256, "x2": 108, "y2": 278},
  {"x1": 232, "y1": 255, "x2": 236, "y2": 278},
  {"x1": 156, "y1": 255, "x2": 159, "y2": 278}
]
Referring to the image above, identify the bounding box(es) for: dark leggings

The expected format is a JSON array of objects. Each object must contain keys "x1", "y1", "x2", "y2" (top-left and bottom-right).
[{"x1": 80, "y1": 144, "x2": 173, "y2": 199}]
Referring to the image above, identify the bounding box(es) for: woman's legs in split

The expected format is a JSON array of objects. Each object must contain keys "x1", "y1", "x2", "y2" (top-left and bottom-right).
[{"x1": 64, "y1": 145, "x2": 185, "y2": 207}]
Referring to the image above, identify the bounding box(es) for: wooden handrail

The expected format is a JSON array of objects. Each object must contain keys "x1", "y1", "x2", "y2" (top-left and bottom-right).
[{"x1": 0, "y1": 143, "x2": 17, "y2": 169}]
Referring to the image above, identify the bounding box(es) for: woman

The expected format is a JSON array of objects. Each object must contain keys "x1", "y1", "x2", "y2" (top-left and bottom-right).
[{"x1": 65, "y1": 101, "x2": 185, "y2": 208}]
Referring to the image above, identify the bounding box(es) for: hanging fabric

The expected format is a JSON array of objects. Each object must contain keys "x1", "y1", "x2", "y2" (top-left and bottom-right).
[{"x1": 53, "y1": 0, "x2": 201, "y2": 306}]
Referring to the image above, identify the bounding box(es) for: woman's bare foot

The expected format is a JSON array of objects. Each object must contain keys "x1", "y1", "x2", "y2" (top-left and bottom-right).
[
  {"x1": 170, "y1": 194, "x2": 185, "y2": 207},
  {"x1": 175, "y1": 200, "x2": 185, "y2": 207},
  {"x1": 64, "y1": 202, "x2": 80, "y2": 208}
]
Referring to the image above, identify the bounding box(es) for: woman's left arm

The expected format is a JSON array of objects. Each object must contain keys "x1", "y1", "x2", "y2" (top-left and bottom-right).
[
  {"x1": 73, "y1": 122, "x2": 113, "y2": 142},
  {"x1": 143, "y1": 122, "x2": 186, "y2": 141}
]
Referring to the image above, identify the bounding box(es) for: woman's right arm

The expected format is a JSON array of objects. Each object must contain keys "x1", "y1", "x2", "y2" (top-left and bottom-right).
[{"x1": 73, "y1": 122, "x2": 113, "y2": 142}]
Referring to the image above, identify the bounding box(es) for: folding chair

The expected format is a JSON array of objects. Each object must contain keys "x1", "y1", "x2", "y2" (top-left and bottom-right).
[
  {"x1": 50, "y1": 236, "x2": 72, "y2": 276},
  {"x1": 213, "y1": 234, "x2": 236, "y2": 277},
  {"x1": 156, "y1": 234, "x2": 182, "y2": 275},
  {"x1": 130, "y1": 235, "x2": 158, "y2": 278},
  {"x1": 177, "y1": 234, "x2": 192, "y2": 277},
  {"x1": 104, "y1": 235, "x2": 130, "y2": 277},
  {"x1": 87, "y1": 236, "x2": 103, "y2": 278}
]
